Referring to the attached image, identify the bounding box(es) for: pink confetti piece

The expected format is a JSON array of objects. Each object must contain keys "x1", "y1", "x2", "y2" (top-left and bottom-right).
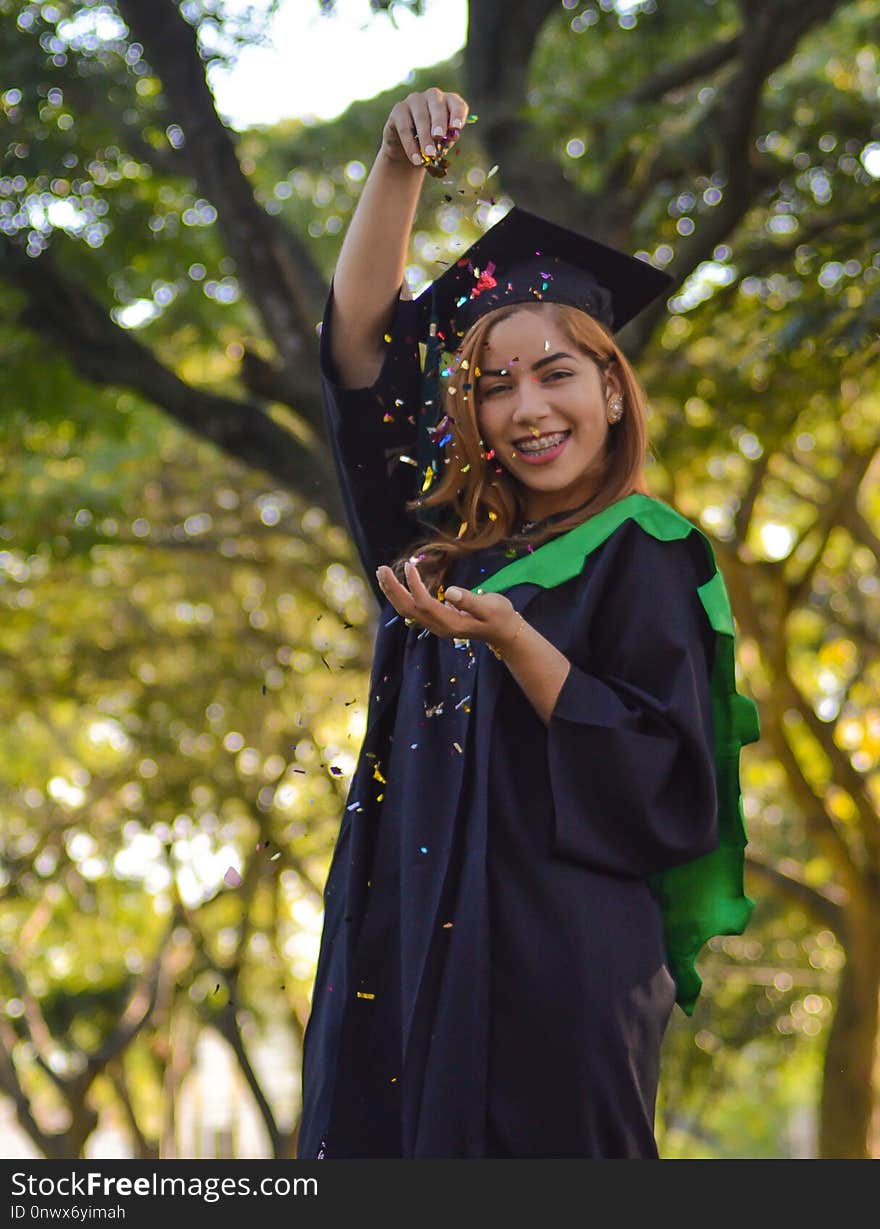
[{"x1": 224, "y1": 866, "x2": 242, "y2": 888}]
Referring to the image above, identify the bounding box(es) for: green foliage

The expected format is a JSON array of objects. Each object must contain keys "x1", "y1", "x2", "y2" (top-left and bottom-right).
[{"x1": 0, "y1": 0, "x2": 878, "y2": 1159}]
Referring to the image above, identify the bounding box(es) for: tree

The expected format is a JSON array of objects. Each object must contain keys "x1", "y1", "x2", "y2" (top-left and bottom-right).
[{"x1": 1, "y1": 0, "x2": 878, "y2": 1157}]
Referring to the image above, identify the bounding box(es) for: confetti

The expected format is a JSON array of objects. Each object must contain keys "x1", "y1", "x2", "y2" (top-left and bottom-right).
[
  {"x1": 224, "y1": 866, "x2": 242, "y2": 888},
  {"x1": 356, "y1": 991, "x2": 376, "y2": 1000}
]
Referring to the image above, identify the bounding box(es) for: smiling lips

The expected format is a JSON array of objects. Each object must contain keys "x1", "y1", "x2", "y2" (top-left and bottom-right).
[{"x1": 513, "y1": 429, "x2": 571, "y2": 452}]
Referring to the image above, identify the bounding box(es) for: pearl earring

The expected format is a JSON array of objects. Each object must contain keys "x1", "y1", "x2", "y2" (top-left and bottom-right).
[{"x1": 608, "y1": 395, "x2": 624, "y2": 423}]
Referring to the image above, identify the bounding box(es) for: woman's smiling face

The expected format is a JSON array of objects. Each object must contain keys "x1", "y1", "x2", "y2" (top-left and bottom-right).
[{"x1": 474, "y1": 306, "x2": 624, "y2": 522}]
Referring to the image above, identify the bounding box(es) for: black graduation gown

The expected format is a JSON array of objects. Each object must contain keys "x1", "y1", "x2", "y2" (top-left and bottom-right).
[{"x1": 297, "y1": 284, "x2": 719, "y2": 1159}]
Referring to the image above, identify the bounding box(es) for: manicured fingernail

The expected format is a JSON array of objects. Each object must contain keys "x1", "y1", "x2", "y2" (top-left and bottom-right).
[
  {"x1": 451, "y1": 118, "x2": 464, "y2": 129},
  {"x1": 432, "y1": 125, "x2": 445, "y2": 136},
  {"x1": 411, "y1": 153, "x2": 423, "y2": 165},
  {"x1": 446, "y1": 587, "x2": 461, "y2": 601},
  {"x1": 425, "y1": 143, "x2": 436, "y2": 157}
]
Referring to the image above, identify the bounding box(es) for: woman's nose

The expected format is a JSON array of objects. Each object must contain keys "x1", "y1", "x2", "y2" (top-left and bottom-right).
[{"x1": 510, "y1": 379, "x2": 551, "y2": 422}]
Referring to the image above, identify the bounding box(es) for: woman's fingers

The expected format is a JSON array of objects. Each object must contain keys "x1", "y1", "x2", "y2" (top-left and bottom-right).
[
  {"x1": 404, "y1": 559, "x2": 463, "y2": 615},
  {"x1": 444, "y1": 91, "x2": 469, "y2": 137},
  {"x1": 406, "y1": 92, "x2": 435, "y2": 162},
  {"x1": 384, "y1": 89, "x2": 470, "y2": 168}
]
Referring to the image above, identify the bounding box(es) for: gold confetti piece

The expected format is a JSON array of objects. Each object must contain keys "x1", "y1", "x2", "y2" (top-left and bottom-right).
[
  {"x1": 356, "y1": 991, "x2": 376, "y2": 1000},
  {"x1": 460, "y1": 464, "x2": 470, "y2": 474},
  {"x1": 421, "y1": 467, "x2": 435, "y2": 492},
  {"x1": 390, "y1": 1077, "x2": 398, "y2": 1083},
  {"x1": 372, "y1": 765, "x2": 386, "y2": 783},
  {"x1": 457, "y1": 521, "x2": 468, "y2": 538},
  {"x1": 376, "y1": 793, "x2": 384, "y2": 802},
  {"x1": 442, "y1": 921, "x2": 454, "y2": 929},
  {"x1": 488, "y1": 510, "x2": 498, "y2": 521},
  {"x1": 453, "y1": 742, "x2": 463, "y2": 754},
  {"x1": 474, "y1": 366, "x2": 481, "y2": 377},
  {"x1": 384, "y1": 333, "x2": 392, "y2": 343}
]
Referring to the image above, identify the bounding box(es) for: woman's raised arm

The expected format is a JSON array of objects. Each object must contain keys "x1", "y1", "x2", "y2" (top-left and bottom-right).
[{"x1": 329, "y1": 87, "x2": 469, "y2": 389}]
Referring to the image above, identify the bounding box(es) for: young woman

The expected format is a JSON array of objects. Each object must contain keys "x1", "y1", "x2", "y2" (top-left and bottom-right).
[{"x1": 297, "y1": 87, "x2": 759, "y2": 1159}]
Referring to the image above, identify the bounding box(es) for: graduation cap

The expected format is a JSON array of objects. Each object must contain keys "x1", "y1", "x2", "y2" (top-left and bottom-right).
[{"x1": 410, "y1": 206, "x2": 674, "y2": 530}]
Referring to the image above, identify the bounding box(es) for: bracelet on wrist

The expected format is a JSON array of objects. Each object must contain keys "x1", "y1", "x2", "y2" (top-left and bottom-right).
[{"x1": 488, "y1": 612, "x2": 525, "y2": 661}]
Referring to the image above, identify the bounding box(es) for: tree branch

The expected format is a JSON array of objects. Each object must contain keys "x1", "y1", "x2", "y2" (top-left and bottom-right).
[
  {"x1": 614, "y1": 33, "x2": 743, "y2": 110},
  {"x1": 622, "y1": 0, "x2": 848, "y2": 354},
  {"x1": 107, "y1": 1059, "x2": 159, "y2": 1160},
  {"x1": 0, "y1": 1015, "x2": 60, "y2": 1158},
  {"x1": 115, "y1": 0, "x2": 328, "y2": 380},
  {"x1": 0, "y1": 235, "x2": 347, "y2": 528},
  {"x1": 745, "y1": 851, "x2": 846, "y2": 930},
  {"x1": 214, "y1": 1001, "x2": 291, "y2": 1158}
]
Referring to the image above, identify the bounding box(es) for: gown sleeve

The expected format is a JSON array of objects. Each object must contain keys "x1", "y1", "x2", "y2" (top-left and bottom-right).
[
  {"x1": 319, "y1": 278, "x2": 428, "y2": 610},
  {"x1": 547, "y1": 522, "x2": 720, "y2": 880}
]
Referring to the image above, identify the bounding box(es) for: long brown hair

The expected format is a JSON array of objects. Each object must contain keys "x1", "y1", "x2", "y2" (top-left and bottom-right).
[{"x1": 388, "y1": 300, "x2": 651, "y2": 597}]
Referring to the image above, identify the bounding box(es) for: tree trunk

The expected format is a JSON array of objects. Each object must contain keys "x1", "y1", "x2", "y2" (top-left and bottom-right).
[{"x1": 820, "y1": 901, "x2": 880, "y2": 1157}]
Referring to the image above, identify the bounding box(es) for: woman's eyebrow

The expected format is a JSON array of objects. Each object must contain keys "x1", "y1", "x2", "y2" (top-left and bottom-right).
[{"x1": 477, "y1": 351, "x2": 574, "y2": 378}]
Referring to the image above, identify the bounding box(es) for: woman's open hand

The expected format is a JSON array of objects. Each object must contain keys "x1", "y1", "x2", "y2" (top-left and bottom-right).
[
  {"x1": 376, "y1": 560, "x2": 520, "y2": 651},
  {"x1": 380, "y1": 87, "x2": 470, "y2": 170}
]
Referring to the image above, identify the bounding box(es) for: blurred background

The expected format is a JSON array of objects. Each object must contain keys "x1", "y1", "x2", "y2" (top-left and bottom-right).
[{"x1": 0, "y1": 0, "x2": 878, "y2": 1160}]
